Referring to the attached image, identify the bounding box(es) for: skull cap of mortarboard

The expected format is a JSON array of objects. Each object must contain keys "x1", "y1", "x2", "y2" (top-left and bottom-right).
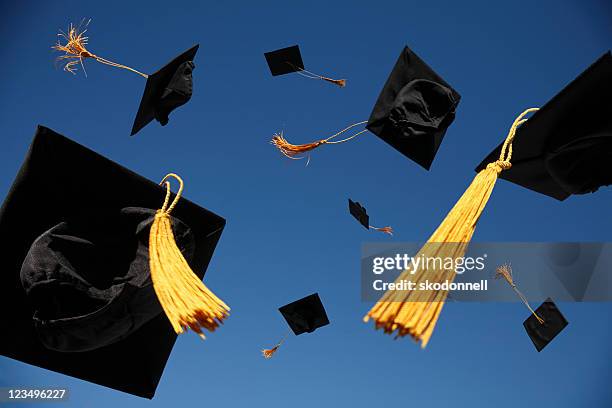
[{"x1": 367, "y1": 45, "x2": 461, "y2": 170}]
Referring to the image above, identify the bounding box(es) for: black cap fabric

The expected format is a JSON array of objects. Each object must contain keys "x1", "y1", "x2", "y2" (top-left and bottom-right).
[
  {"x1": 523, "y1": 298, "x2": 568, "y2": 352},
  {"x1": 131, "y1": 45, "x2": 199, "y2": 136},
  {"x1": 264, "y1": 45, "x2": 305, "y2": 76},
  {"x1": 279, "y1": 293, "x2": 329, "y2": 336},
  {"x1": 20, "y1": 207, "x2": 194, "y2": 353},
  {"x1": 0, "y1": 126, "x2": 225, "y2": 398},
  {"x1": 348, "y1": 199, "x2": 369, "y2": 230},
  {"x1": 475, "y1": 51, "x2": 612, "y2": 200},
  {"x1": 367, "y1": 46, "x2": 461, "y2": 170}
]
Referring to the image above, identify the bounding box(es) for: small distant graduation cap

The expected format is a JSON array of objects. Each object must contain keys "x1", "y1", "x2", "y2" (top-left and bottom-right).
[
  {"x1": 131, "y1": 45, "x2": 199, "y2": 136},
  {"x1": 262, "y1": 293, "x2": 329, "y2": 359},
  {"x1": 523, "y1": 298, "x2": 569, "y2": 352},
  {"x1": 52, "y1": 20, "x2": 199, "y2": 136},
  {"x1": 367, "y1": 45, "x2": 461, "y2": 170},
  {"x1": 348, "y1": 199, "x2": 393, "y2": 235},
  {"x1": 496, "y1": 264, "x2": 568, "y2": 352},
  {"x1": 0, "y1": 126, "x2": 227, "y2": 398},
  {"x1": 476, "y1": 51, "x2": 612, "y2": 200},
  {"x1": 264, "y1": 44, "x2": 346, "y2": 87}
]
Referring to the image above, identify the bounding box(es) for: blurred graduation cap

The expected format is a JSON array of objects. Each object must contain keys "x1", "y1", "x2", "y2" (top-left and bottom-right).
[
  {"x1": 0, "y1": 126, "x2": 228, "y2": 398},
  {"x1": 52, "y1": 20, "x2": 199, "y2": 136},
  {"x1": 264, "y1": 45, "x2": 346, "y2": 87},
  {"x1": 348, "y1": 199, "x2": 393, "y2": 235},
  {"x1": 262, "y1": 293, "x2": 329, "y2": 359},
  {"x1": 476, "y1": 51, "x2": 612, "y2": 200},
  {"x1": 366, "y1": 45, "x2": 461, "y2": 170},
  {"x1": 496, "y1": 264, "x2": 568, "y2": 352}
]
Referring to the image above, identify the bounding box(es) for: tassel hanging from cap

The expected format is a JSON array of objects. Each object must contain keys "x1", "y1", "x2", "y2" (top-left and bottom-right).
[
  {"x1": 495, "y1": 263, "x2": 544, "y2": 324},
  {"x1": 150, "y1": 173, "x2": 230, "y2": 339},
  {"x1": 261, "y1": 332, "x2": 289, "y2": 359},
  {"x1": 271, "y1": 120, "x2": 368, "y2": 162},
  {"x1": 363, "y1": 108, "x2": 539, "y2": 348},
  {"x1": 53, "y1": 19, "x2": 149, "y2": 78},
  {"x1": 370, "y1": 225, "x2": 394, "y2": 236},
  {"x1": 286, "y1": 62, "x2": 346, "y2": 87}
]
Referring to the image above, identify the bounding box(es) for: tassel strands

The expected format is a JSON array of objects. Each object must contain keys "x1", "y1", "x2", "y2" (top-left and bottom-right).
[
  {"x1": 363, "y1": 108, "x2": 539, "y2": 348},
  {"x1": 271, "y1": 120, "x2": 368, "y2": 162},
  {"x1": 286, "y1": 62, "x2": 346, "y2": 87},
  {"x1": 150, "y1": 173, "x2": 230, "y2": 339},
  {"x1": 261, "y1": 332, "x2": 289, "y2": 359},
  {"x1": 370, "y1": 225, "x2": 394, "y2": 236},
  {"x1": 52, "y1": 19, "x2": 149, "y2": 78},
  {"x1": 495, "y1": 264, "x2": 544, "y2": 324}
]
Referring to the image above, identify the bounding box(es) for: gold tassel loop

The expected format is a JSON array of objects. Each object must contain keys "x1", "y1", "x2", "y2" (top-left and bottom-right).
[
  {"x1": 271, "y1": 121, "x2": 368, "y2": 161},
  {"x1": 53, "y1": 20, "x2": 149, "y2": 78},
  {"x1": 363, "y1": 108, "x2": 538, "y2": 348},
  {"x1": 150, "y1": 173, "x2": 230, "y2": 339},
  {"x1": 370, "y1": 226, "x2": 394, "y2": 236},
  {"x1": 495, "y1": 264, "x2": 544, "y2": 324}
]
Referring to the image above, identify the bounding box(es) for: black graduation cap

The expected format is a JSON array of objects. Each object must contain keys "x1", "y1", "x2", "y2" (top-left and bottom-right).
[
  {"x1": 264, "y1": 45, "x2": 304, "y2": 76},
  {"x1": 264, "y1": 45, "x2": 346, "y2": 87},
  {"x1": 523, "y1": 298, "x2": 568, "y2": 352},
  {"x1": 367, "y1": 45, "x2": 461, "y2": 170},
  {"x1": 476, "y1": 51, "x2": 612, "y2": 200},
  {"x1": 0, "y1": 126, "x2": 225, "y2": 398},
  {"x1": 348, "y1": 199, "x2": 369, "y2": 230},
  {"x1": 131, "y1": 45, "x2": 199, "y2": 136},
  {"x1": 279, "y1": 293, "x2": 330, "y2": 335}
]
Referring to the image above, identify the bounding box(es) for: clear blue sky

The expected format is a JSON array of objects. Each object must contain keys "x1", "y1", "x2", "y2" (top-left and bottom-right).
[{"x1": 1, "y1": 1, "x2": 611, "y2": 407}]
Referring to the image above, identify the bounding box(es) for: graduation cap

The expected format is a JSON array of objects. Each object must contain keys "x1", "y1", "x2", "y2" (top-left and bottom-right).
[
  {"x1": 0, "y1": 126, "x2": 228, "y2": 398},
  {"x1": 262, "y1": 293, "x2": 329, "y2": 359},
  {"x1": 495, "y1": 265, "x2": 568, "y2": 351},
  {"x1": 523, "y1": 298, "x2": 568, "y2": 352},
  {"x1": 476, "y1": 51, "x2": 612, "y2": 200},
  {"x1": 52, "y1": 20, "x2": 199, "y2": 136},
  {"x1": 348, "y1": 199, "x2": 393, "y2": 235},
  {"x1": 366, "y1": 45, "x2": 461, "y2": 170},
  {"x1": 264, "y1": 45, "x2": 346, "y2": 87}
]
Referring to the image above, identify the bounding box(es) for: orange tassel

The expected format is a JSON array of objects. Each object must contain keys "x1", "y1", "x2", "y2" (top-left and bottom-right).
[
  {"x1": 270, "y1": 121, "x2": 368, "y2": 162},
  {"x1": 261, "y1": 345, "x2": 281, "y2": 359},
  {"x1": 370, "y1": 226, "x2": 394, "y2": 236}
]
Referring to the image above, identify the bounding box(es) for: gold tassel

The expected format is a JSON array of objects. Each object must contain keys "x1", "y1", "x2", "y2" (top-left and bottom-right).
[
  {"x1": 150, "y1": 173, "x2": 230, "y2": 339},
  {"x1": 495, "y1": 264, "x2": 544, "y2": 324},
  {"x1": 370, "y1": 225, "x2": 394, "y2": 236},
  {"x1": 52, "y1": 19, "x2": 148, "y2": 78},
  {"x1": 271, "y1": 121, "x2": 368, "y2": 161},
  {"x1": 363, "y1": 108, "x2": 539, "y2": 348}
]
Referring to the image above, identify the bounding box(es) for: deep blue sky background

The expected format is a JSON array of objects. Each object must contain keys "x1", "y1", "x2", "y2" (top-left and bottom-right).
[{"x1": 1, "y1": 1, "x2": 611, "y2": 407}]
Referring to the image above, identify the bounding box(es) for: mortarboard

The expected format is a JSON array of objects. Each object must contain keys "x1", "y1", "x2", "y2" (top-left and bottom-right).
[
  {"x1": 496, "y1": 265, "x2": 569, "y2": 351},
  {"x1": 0, "y1": 126, "x2": 227, "y2": 398},
  {"x1": 264, "y1": 44, "x2": 346, "y2": 87},
  {"x1": 366, "y1": 45, "x2": 461, "y2": 170},
  {"x1": 475, "y1": 51, "x2": 612, "y2": 200},
  {"x1": 131, "y1": 45, "x2": 199, "y2": 136},
  {"x1": 348, "y1": 199, "x2": 393, "y2": 235},
  {"x1": 523, "y1": 298, "x2": 568, "y2": 352},
  {"x1": 262, "y1": 293, "x2": 329, "y2": 358},
  {"x1": 53, "y1": 21, "x2": 199, "y2": 136}
]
